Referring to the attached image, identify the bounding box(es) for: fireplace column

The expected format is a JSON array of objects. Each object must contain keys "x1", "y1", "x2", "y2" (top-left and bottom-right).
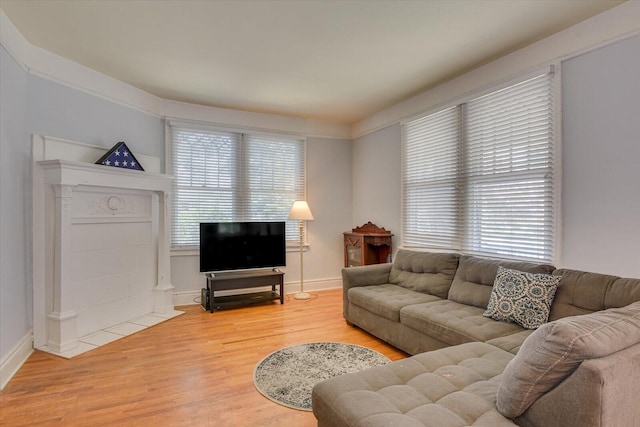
[
  {"x1": 153, "y1": 190, "x2": 175, "y2": 314},
  {"x1": 47, "y1": 184, "x2": 80, "y2": 353}
]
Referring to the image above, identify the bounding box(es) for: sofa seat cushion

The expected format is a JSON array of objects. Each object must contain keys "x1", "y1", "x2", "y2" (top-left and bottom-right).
[
  {"x1": 348, "y1": 284, "x2": 441, "y2": 322},
  {"x1": 312, "y1": 342, "x2": 516, "y2": 427},
  {"x1": 485, "y1": 330, "x2": 534, "y2": 355},
  {"x1": 401, "y1": 300, "x2": 525, "y2": 346}
]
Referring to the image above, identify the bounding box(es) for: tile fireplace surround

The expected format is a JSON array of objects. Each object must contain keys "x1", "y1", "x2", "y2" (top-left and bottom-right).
[{"x1": 32, "y1": 136, "x2": 181, "y2": 358}]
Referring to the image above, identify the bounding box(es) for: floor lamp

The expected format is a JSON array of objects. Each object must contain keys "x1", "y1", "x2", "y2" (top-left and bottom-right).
[{"x1": 288, "y1": 200, "x2": 314, "y2": 300}]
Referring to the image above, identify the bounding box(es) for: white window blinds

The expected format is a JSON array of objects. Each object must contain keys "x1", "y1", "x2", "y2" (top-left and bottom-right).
[
  {"x1": 402, "y1": 71, "x2": 556, "y2": 262},
  {"x1": 170, "y1": 125, "x2": 305, "y2": 248},
  {"x1": 464, "y1": 74, "x2": 555, "y2": 260},
  {"x1": 403, "y1": 107, "x2": 461, "y2": 249},
  {"x1": 244, "y1": 134, "x2": 306, "y2": 243}
]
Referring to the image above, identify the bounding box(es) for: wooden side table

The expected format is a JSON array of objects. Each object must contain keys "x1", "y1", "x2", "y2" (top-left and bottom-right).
[{"x1": 343, "y1": 222, "x2": 393, "y2": 268}]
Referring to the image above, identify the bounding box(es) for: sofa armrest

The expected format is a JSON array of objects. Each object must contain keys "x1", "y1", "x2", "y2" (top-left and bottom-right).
[
  {"x1": 342, "y1": 263, "x2": 392, "y2": 320},
  {"x1": 342, "y1": 263, "x2": 392, "y2": 290},
  {"x1": 516, "y1": 342, "x2": 640, "y2": 427}
]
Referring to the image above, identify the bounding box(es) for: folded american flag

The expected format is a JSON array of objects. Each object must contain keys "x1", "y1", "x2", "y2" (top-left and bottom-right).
[{"x1": 96, "y1": 141, "x2": 144, "y2": 171}]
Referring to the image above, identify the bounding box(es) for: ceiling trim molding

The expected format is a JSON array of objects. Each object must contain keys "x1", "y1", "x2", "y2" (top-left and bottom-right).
[
  {"x1": 161, "y1": 100, "x2": 351, "y2": 140},
  {"x1": 350, "y1": 1, "x2": 640, "y2": 140},
  {"x1": 0, "y1": 9, "x2": 351, "y2": 140}
]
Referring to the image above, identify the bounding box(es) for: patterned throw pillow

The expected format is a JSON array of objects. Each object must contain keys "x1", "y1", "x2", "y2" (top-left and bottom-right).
[{"x1": 483, "y1": 266, "x2": 561, "y2": 329}]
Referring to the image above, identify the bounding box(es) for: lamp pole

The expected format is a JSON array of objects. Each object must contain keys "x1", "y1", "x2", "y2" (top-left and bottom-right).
[{"x1": 295, "y1": 220, "x2": 310, "y2": 300}]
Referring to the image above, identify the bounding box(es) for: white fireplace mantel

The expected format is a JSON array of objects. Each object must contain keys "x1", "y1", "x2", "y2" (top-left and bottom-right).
[
  {"x1": 33, "y1": 156, "x2": 175, "y2": 356},
  {"x1": 38, "y1": 158, "x2": 173, "y2": 193}
]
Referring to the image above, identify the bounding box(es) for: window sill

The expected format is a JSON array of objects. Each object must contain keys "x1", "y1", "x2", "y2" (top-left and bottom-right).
[
  {"x1": 171, "y1": 247, "x2": 199, "y2": 257},
  {"x1": 171, "y1": 244, "x2": 310, "y2": 257}
]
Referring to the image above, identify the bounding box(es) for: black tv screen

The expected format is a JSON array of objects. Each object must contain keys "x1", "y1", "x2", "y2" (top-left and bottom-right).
[{"x1": 199, "y1": 221, "x2": 286, "y2": 273}]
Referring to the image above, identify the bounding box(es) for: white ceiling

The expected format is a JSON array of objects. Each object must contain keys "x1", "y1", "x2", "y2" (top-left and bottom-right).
[{"x1": 0, "y1": 0, "x2": 624, "y2": 124}]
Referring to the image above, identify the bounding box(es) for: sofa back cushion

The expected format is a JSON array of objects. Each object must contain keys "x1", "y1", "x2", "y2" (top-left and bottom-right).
[
  {"x1": 447, "y1": 255, "x2": 555, "y2": 309},
  {"x1": 388, "y1": 250, "x2": 459, "y2": 298},
  {"x1": 496, "y1": 301, "x2": 640, "y2": 418},
  {"x1": 549, "y1": 269, "x2": 640, "y2": 320}
]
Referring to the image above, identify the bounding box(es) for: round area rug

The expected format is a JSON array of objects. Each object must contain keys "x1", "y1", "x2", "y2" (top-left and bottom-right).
[{"x1": 253, "y1": 342, "x2": 390, "y2": 411}]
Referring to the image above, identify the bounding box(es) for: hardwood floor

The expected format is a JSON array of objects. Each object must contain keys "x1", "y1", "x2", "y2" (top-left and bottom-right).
[{"x1": 0, "y1": 289, "x2": 407, "y2": 426}]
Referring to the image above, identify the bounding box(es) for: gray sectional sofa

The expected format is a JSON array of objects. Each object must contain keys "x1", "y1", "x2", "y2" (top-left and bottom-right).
[{"x1": 312, "y1": 250, "x2": 640, "y2": 426}]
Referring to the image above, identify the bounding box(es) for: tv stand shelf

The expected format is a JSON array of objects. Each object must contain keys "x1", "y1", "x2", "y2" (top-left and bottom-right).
[{"x1": 205, "y1": 270, "x2": 284, "y2": 313}]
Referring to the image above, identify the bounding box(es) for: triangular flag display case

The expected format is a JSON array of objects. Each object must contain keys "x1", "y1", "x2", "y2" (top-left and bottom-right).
[{"x1": 95, "y1": 141, "x2": 144, "y2": 171}]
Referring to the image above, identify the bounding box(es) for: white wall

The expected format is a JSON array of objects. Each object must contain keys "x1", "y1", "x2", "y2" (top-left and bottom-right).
[
  {"x1": 304, "y1": 136, "x2": 353, "y2": 281},
  {"x1": 561, "y1": 34, "x2": 640, "y2": 277},
  {"x1": 352, "y1": 124, "x2": 402, "y2": 253},
  {"x1": 25, "y1": 76, "x2": 165, "y2": 166},
  {"x1": 0, "y1": 46, "x2": 29, "y2": 359}
]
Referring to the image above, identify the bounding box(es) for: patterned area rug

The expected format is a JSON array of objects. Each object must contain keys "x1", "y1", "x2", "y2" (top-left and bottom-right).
[{"x1": 253, "y1": 342, "x2": 390, "y2": 411}]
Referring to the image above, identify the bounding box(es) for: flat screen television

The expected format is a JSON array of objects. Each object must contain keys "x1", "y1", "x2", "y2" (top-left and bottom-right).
[{"x1": 199, "y1": 221, "x2": 286, "y2": 273}]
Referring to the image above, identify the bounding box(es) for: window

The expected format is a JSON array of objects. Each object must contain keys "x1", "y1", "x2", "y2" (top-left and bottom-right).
[
  {"x1": 169, "y1": 124, "x2": 305, "y2": 248},
  {"x1": 402, "y1": 71, "x2": 557, "y2": 262}
]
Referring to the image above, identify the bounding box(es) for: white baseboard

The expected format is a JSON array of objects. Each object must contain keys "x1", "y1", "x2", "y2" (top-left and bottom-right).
[
  {"x1": 1, "y1": 330, "x2": 34, "y2": 390},
  {"x1": 287, "y1": 276, "x2": 342, "y2": 294},
  {"x1": 173, "y1": 276, "x2": 342, "y2": 306}
]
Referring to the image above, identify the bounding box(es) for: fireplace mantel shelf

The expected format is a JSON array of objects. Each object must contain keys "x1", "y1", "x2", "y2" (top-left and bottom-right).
[{"x1": 38, "y1": 159, "x2": 173, "y2": 193}]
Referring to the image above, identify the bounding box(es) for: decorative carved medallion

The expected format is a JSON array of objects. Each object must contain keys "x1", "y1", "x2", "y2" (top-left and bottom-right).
[{"x1": 89, "y1": 195, "x2": 135, "y2": 216}]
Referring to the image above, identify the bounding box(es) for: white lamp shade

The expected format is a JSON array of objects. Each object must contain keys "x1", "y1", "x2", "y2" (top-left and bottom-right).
[{"x1": 288, "y1": 200, "x2": 314, "y2": 221}]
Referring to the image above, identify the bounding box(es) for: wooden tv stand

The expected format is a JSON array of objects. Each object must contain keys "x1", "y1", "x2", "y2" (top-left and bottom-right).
[{"x1": 205, "y1": 270, "x2": 284, "y2": 313}]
